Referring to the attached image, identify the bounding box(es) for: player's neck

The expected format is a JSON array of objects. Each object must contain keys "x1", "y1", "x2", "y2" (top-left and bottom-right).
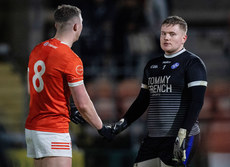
[
  {"x1": 54, "y1": 33, "x2": 74, "y2": 48},
  {"x1": 164, "y1": 48, "x2": 186, "y2": 58}
]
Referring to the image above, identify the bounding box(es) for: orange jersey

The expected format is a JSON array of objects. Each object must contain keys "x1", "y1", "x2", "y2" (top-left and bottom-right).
[{"x1": 26, "y1": 38, "x2": 84, "y2": 133}]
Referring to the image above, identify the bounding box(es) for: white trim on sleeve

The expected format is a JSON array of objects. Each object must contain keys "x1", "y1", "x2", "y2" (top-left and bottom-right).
[
  {"x1": 141, "y1": 83, "x2": 148, "y2": 89},
  {"x1": 188, "y1": 81, "x2": 207, "y2": 88},
  {"x1": 68, "y1": 80, "x2": 84, "y2": 87}
]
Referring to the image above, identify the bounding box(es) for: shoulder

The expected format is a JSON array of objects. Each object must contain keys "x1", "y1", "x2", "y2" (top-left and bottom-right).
[
  {"x1": 182, "y1": 51, "x2": 207, "y2": 78},
  {"x1": 66, "y1": 50, "x2": 83, "y2": 64},
  {"x1": 183, "y1": 50, "x2": 206, "y2": 67},
  {"x1": 54, "y1": 43, "x2": 82, "y2": 64},
  {"x1": 184, "y1": 50, "x2": 203, "y2": 61},
  {"x1": 31, "y1": 40, "x2": 48, "y2": 52}
]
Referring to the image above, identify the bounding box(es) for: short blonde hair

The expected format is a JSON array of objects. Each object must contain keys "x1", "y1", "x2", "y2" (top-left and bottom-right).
[
  {"x1": 162, "y1": 16, "x2": 188, "y2": 34},
  {"x1": 54, "y1": 4, "x2": 81, "y2": 23}
]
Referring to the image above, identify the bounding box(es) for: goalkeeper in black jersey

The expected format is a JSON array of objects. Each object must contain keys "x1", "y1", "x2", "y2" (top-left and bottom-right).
[{"x1": 111, "y1": 16, "x2": 207, "y2": 167}]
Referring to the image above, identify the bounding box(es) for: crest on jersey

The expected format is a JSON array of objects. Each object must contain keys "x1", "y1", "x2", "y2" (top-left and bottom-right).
[
  {"x1": 171, "y1": 62, "x2": 179, "y2": 69},
  {"x1": 76, "y1": 65, "x2": 83, "y2": 75}
]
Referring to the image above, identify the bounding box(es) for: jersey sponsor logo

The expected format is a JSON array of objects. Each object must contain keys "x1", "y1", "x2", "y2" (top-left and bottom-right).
[
  {"x1": 43, "y1": 42, "x2": 57, "y2": 49},
  {"x1": 162, "y1": 61, "x2": 171, "y2": 64},
  {"x1": 76, "y1": 65, "x2": 83, "y2": 75},
  {"x1": 150, "y1": 65, "x2": 158, "y2": 69},
  {"x1": 171, "y1": 62, "x2": 179, "y2": 69},
  {"x1": 148, "y1": 76, "x2": 172, "y2": 95}
]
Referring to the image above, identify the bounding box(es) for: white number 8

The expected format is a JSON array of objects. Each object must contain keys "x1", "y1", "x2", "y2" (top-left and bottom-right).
[{"x1": 32, "y1": 60, "x2": 46, "y2": 92}]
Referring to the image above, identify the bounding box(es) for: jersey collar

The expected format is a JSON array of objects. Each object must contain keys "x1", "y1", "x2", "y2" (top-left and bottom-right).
[
  {"x1": 60, "y1": 41, "x2": 70, "y2": 47},
  {"x1": 52, "y1": 38, "x2": 70, "y2": 47},
  {"x1": 164, "y1": 48, "x2": 186, "y2": 58}
]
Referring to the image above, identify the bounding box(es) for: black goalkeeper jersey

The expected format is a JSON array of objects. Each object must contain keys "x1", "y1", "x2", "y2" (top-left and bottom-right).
[{"x1": 142, "y1": 48, "x2": 207, "y2": 137}]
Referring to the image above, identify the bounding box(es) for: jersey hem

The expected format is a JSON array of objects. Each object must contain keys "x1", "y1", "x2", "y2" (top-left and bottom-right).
[{"x1": 25, "y1": 127, "x2": 69, "y2": 133}]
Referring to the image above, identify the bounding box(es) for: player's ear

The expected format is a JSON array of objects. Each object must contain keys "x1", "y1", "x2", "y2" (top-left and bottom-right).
[
  {"x1": 73, "y1": 23, "x2": 78, "y2": 32},
  {"x1": 184, "y1": 34, "x2": 187, "y2": 41},
  {"x1": 182, "y1": 34, "x2": 187, "y2": 44},
  {"x1": 55, "y1": 23, "x2": 59, "y2": 30}
]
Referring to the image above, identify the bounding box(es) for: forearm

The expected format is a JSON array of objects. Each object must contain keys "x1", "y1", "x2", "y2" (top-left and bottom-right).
[
  {"x1": 182, "y1": 86, "x2": 206, "y2": 133},
  {"x1": 182, "y1": 101, "x2": 203, "y2": 132},
  {"x1": 77, "y1": 99, "x2": 103, "y2": 130},
  {"x1": 123, "y1": 88, "x2": 150, "y2": 125},
  {"x1": 112, "y1": 88, "x2": 149, "y2": 135},
  {"x1": 70, "y1": 85, "x2": 103, "y2": 130}
]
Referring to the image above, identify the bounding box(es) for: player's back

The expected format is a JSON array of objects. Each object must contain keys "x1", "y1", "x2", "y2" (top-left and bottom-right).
[{"x1": 26, "y1": 38, "x2": 79, "y2": 133}]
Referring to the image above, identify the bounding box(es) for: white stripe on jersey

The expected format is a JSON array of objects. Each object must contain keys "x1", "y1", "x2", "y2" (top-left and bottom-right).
[
  {"x1": 68, "y1": 80, "x2": 84, "y2": 87},
  {"x1": 141, "y1": 83, "x2": 148, "y2": 89},
  {"x1": 188, "y1": 81, "x2": 207, "y2": 88}
]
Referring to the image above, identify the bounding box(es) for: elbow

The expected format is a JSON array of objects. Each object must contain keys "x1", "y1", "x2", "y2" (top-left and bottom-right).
[{"x1": 77, "y1": 102, "x2": 90, "y2": 113}]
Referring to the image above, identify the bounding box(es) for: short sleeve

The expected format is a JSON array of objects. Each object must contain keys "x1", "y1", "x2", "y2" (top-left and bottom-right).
[
  {"x1": 186, "y1": 57, "x2": 207, "y2": 88},
  {"x1": 65, "y1": 56, "x2": 84, "y2": 87}
]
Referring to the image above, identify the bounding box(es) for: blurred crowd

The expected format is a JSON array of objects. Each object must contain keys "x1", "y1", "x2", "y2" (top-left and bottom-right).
[{"x1": 44, "y1": 0, "x2": 170, "y2": 81}]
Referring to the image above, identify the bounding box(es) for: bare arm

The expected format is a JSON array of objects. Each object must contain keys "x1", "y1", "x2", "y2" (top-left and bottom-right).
[{"x1": 70, "y1": 84, "x2": 103, "y2": 130}]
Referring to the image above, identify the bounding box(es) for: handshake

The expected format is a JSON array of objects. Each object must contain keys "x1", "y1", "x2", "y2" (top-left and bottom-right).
[
  {"x1": 70, "y1": 106, "x2": 128, "y2": 141},
  {"x1": 97, "y1": 118, "x2": 128, "y2": 141}
]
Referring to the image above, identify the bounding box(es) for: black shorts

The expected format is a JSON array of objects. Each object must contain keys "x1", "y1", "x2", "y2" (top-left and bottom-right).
[{"x1": 135, "y1": 134, "x2": 200, "y2": 166}]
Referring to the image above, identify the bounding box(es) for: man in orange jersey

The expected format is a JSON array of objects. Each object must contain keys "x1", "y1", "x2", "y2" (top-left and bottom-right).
[{"x1": 25, "y1": 5, "x2": 113, "y2": 167}]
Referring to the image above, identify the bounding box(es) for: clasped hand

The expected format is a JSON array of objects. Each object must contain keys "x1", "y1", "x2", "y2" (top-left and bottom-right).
[
  {"x1": 70, "y1": 105, "x2": 127, "y2": 141},
  {"x1": 98, "y1": 119, "x2": 128, "y2": 141}
]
